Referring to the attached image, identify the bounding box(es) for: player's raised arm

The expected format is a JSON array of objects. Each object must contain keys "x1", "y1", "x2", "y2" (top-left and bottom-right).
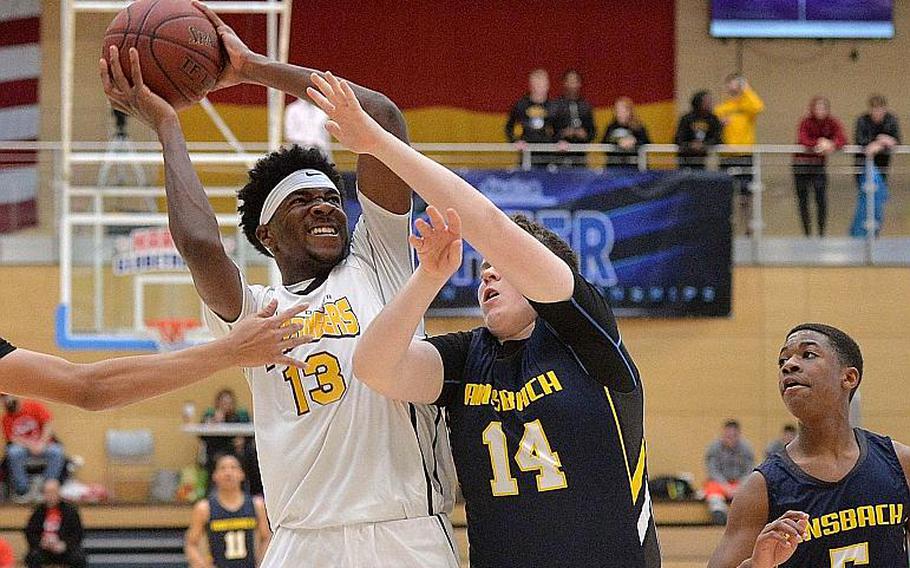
[
  {"x1": 193, "y1": 1, "x2": 411, "y2": 214},
  {"x1": 352, "y1": 207, "x2": 462, "y2": 402},
  {"x1": 100, "y1": 47, "x2": 243, "y2": 322},
  {"x1": 308, "y1": 73, "x2": 574, "y2": 303},
  {"x1": 0, "y1": 301, "x2": 311, "y2": 411}
]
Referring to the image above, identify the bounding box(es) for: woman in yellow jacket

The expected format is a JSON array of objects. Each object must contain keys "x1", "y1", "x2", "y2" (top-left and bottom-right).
[{"x1": 715, "y1": 74, "x2": 765, "y2": 236}]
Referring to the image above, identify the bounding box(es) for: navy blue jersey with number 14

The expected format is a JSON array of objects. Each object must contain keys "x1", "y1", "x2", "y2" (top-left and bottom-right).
[{"x1": 428, "y1": 271, "x2": 660, "y2": 568}]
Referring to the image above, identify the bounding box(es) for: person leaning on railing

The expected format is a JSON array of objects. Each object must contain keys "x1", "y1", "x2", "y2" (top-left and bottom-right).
[
  {"x1": 674, "y1": 90, "x2": 722, "y2": 170},
  {"x1": 854, "y1": 94, "x2": 900, "y2": 181},
  {"x1": 792, "y1": 96, "x2": 846, "y2": 238},
  {"x1": 602, "y1": 96, "x2": 650, "y2": 171}
]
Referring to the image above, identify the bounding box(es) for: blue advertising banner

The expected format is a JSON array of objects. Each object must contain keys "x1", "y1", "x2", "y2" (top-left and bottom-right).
[{"x1": 341, "y1": 169, "x2": 733, "y2": 318}]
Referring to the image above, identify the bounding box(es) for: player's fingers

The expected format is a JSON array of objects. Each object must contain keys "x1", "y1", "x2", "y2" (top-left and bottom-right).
[
  {"x1": 444, "y1": 207, "x2": 462, "y2": 236},
  {"x1": 99, "y1": 58, "x2": 115, "y2": 93},
  {"x1": 276, "y1": 354, "x2": 308, "y2": 368},
  {"x1": 339, "y1": 80, "x2": 359, "y2": 108},
  {"x1": 257, "y1": 298, "x2": 279, "y2": 318},
  {"x1": 306, "y1": 86, "x2": 335, "y2": 114},
  {"x1": 446, "y1": 239, "x2": 463, "y2": 263},
  {"x1": 128, "y1": 48, "x2": 145, "y2": 90},
  {"x1": 414, "y1": 217, "x2": 431, "y2": 238},
  {"x1": 274, "y1": 302, "x2": 309, "y2": 322},
  {"x1": 108, "y1": 46, "x2": 131, "y2": 91},
  {"x1": 192, "y1": 1, "x2": 226, "y2": 28},
  {"x1": 279, "y1": 334, "x2": 314, "y2": 351},
  {"x1": 781, "y1": 510, "x2": 810, "y2": 521},
  {"x1": 109, "y1": 100, "x2": 130, "y2": 115},
  {"x1": 311, "y1": 72, "x2": 336, "y2": 100},
  {"x1": 426, "y1": 206, "x2": 446, "y2": 230},
  {"x1": 408, "y1": 234, "x2": 424, "y2": 249},
  {"x1": 324, "y1": 121, "x2": 343, "y2": 140},
  {"x1": 325, "y1": 71, "x2": 345, "y2": 103}
]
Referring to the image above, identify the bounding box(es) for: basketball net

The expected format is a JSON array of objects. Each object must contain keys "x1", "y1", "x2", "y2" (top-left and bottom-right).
[{"x1": 145, "y1": 318, "x2": 200, "y2": 352}]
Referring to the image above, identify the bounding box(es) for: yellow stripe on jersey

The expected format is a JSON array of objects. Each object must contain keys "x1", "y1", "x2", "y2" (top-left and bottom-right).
[
  {"x1": 603, "y1": 387, "x2": 633, "y2": 502},
  {"x1": 210, "y1": 517, "x2": 257, "y2": 532},
  {"x1": 630, "y1": 440, "x2": 646, "y2": 503}
]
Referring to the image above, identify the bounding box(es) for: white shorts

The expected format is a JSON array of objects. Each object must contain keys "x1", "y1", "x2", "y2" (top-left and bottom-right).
[{"x1": 262, "y1": 514, "x2": 460, "y2": 568}]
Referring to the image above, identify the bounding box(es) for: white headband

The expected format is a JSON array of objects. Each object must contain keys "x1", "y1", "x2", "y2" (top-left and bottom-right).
[{"x1": 259, "y1": 168, "x2": 339, "y2": 225}]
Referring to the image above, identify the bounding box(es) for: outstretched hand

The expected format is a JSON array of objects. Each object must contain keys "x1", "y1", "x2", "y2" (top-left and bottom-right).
[
  {"x1": 192, "y1": 1, "x2": 258, "y2": 91},
  {"x1": 224, "y1": 299, "x2": 314, "y2": 368},
  {"x1": 306, "y1": 71, "x2": 386, "y2": 154},
  {"x1": 99, "y1": 46, "x2": 177, "y2": 132},
  {"x1": 749, "y1": 510, "x2": 809, "y2": 568},
  {"x1": 411, "y1": 206, "x2": 463, "y2": 283}
]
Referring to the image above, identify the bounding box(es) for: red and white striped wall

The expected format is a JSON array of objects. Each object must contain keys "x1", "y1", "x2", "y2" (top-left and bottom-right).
[{"x1": 0, "y1": 0, "x2": 40, "y2": 233}]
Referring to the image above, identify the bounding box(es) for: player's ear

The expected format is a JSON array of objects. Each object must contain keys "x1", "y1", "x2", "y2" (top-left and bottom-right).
[
  {"x1": 256, "y1": 225, "x2": 275, "y2": 255},
  {"x1": 841, "y1": 366, "x2": 860, "y2": 393}
]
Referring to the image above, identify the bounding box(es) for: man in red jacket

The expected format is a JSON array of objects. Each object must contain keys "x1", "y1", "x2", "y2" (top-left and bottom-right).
[
  {"x1": 2, "y1": 395, "x2": 65, "y2": 503},
  {"x1": 792, "y1": 96, "x2": 846, "y2": 237}
]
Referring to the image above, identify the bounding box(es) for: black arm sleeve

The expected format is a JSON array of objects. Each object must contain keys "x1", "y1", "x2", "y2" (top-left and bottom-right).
[
  {"x1": 582, "y1": 103, "x2": 597, "y2": 142},
  {"x1": 424, "y1": 331, "x2": 475, "y2": 407},
  {"x1": 855, "y1": 116, "x2": 872, "y2": 146},
  {"x1": 0, "y1": 337, "x2": 15, "y2": 359},
  {"x1": 528, "y1": 271, "x2": 640, "y2": 393}
]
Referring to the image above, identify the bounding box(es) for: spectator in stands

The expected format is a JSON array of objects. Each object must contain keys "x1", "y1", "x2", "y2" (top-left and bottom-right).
[
  {"x1": 505, "y1": 69, "x2": 557, "y2": 169},
  {"x1": 0, "y1": 535, "x2": 13, "y2": 568},
  {"x1": 704, "y1": 419, "x2": 754, "y2": 526},
  {"x1": 284, "y1": 97, "x2": 332, "y2": 159},
  {"x1": 602, "y1": 96, "x2": 651, "y2": 170},
  {"x1": 24, "y1": 479, "x2": 86, "y2": 568},
  {"x1": 792, "y1": 96, "x2": 846, "y2": 237},
  {"x1": 674, "y1": 90, "x2": 722, "y2": 170},
  {"x1": 855, "y1": 94, "x2": 900, "y2": 179},
  {"x1": 552, "y1": 69, "x2": 596, "y2": 168},
  {"x1": 200, "y1": 389, "x2": 259, "y2": 494},
  {"x1": 1, "y1": 395, "x2": 65, "y2": 503},
  {"x1": 765, "y1": 423, "x2": 797, "y2": 459},
  {"x1": 715, "y1": 74, "x2": 765, "y2": 236}
]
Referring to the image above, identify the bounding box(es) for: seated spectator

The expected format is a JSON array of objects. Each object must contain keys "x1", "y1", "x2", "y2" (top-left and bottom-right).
[
  {"x1": 0, "y1": 535, "x2": 13, "y2": 568},
  {"x1": 704, "y1": 419, "x2": 754, "y2": 525},
  {"x1": 602, "y1": 96, "x2": 651, "y2": 170},
  {"x1": 2, "y1": 395, "x2": 65, "y2": 503},
  {"x1": 855, "y1": 94, "x2": 900, "y2": 180},
  {"x1": 25, "y1": 479, "x2": 86, "y2": 568},
  {"x1": 792, "y1": 96, "x2": 846, "y2": 237},
  {"x1": 552, "y1": 69, "x2": 596, "y2": 168},
  {"x1": 505, "y1": 69, "x2": 556, "y2": 169},
  {"x1": 674, "y1": 91, "x2": 722, "y2": 170},
  {"x1": 765, "y1": 423, "x2": 796, "y2": 459}
]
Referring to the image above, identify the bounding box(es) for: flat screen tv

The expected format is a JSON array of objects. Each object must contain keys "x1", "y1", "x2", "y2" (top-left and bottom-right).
[{"x1": 711, "y1": 0, "x2": 894, "y2": 39}]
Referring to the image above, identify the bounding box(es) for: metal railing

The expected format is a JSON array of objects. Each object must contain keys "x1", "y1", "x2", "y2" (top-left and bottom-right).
[{"x1": 1, "y1": 140, "x2": 908, "y2": 267}]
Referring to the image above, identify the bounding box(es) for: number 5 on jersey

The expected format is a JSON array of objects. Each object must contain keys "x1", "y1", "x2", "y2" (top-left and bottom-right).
[{"x1": 283, "y1": 352, "x2": 347, "y2": 416}]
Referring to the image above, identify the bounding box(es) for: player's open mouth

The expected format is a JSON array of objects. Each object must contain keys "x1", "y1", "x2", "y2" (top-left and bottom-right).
[
  {"x1": 308, "y1": 226, "x2": 339, "y2": 237},
  {"x1": 482, "y1": 288, "x2": 500, "y2": 303},
  {"x1": 782, "y1": 378, "x2": 809, "y2": 393}
]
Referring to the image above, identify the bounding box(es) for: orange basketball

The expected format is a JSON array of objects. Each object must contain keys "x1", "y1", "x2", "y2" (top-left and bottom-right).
[{"x1": 102, "y1": 0, "x2": 223, "y2": 110}]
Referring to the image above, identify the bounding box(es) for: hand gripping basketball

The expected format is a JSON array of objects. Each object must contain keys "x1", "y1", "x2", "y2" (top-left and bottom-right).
[
  {"x1": 192, "y1": 1, "x2": 257, "y2": 92},
  {"x1": 100, "y1": 46, "x2": 179, "y2": 132}
]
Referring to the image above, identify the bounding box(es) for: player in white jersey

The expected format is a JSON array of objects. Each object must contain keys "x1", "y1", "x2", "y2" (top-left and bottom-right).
[{"x1": 100, "y1": 8, "x2": 457, "y2": 566}]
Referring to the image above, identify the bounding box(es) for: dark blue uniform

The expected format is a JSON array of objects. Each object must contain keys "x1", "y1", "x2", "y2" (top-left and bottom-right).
[
  {"x1": 428, "y1": 271, "x2": 660, "y2": 567},
  {"x1": 758, "y1": 429, "x2": 910, "y2": 567},
  {"x1": 0, "y1": 337, "x2": 15, "y2": 359},
  {"x1": 207, "y1": 493, "x2": 258, "y2": 568}
]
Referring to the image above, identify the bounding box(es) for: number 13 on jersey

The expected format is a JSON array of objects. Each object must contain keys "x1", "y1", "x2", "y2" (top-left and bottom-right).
[{"x1": 282, "y1": 352, "x2": 346, "y2": 416}]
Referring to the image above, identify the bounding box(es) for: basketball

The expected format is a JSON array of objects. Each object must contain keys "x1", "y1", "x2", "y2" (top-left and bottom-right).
[{"x1": 102, "y1": 0, "x2": 223, "y2": 110}]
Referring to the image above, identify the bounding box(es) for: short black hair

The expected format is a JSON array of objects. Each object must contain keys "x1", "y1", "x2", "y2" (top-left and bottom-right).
[
  {"x1": 511, "y1": 214, "x2": 578, "y2": 271},
  {"x1": 787, "y1": 323, "x2": 863, "y2": 399},
  {"x1": 723, "y1": 419, "x2": 740, "y2": 429},
  {"x1": 212, "y1": 452, "x2": 242, "y2": 469},
  {"x1": 238, "y1": 145, "x2": 344, "y2": 258}
]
